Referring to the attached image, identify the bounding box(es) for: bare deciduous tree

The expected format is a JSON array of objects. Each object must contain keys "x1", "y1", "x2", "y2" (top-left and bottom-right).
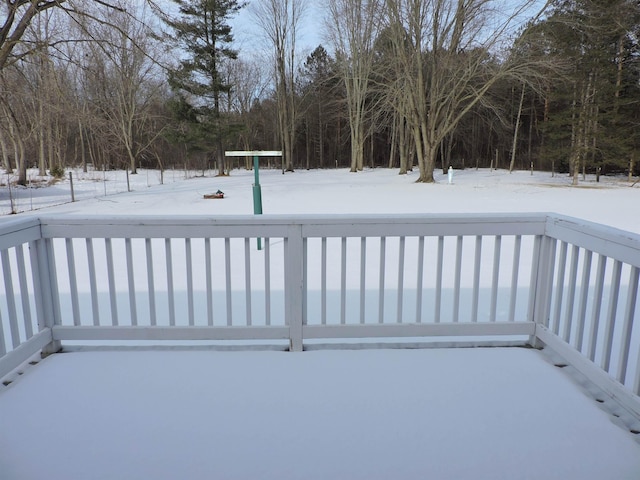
[
  {"x1": 82, "y1": 2, "x2": 165, "y2": 174},
  {"x1": 384, "y1": 0, "x2": 551, "y2": 182},
  {"x1": 0, "y1": 0, "x2": 136, "y2": 72},
  {"x1": 225, "y1": 56, "x2": 270, "y2": 163},
  {"x1": 252, "y1": 0, "x2": 306, "y2": 172},
  {"x1": 326, "y1": 0, "x2": 382, "y2": 172}
]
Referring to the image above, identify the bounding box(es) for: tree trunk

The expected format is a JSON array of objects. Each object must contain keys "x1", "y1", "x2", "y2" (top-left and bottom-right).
[
  {"x1": 318, "y1": 103, "x2": 324, "y2": 168},
  {"x1": 509, "y1": 82, "x2": 525, "y2": 173},
  {"x1": 417, "y1": 138, "x2": 437, "y2": 183},
  {"x1": 38, "y1": 100, "x2": 47, "y2": 176},
  {"x1": 527, "y1": 95, "x2": 534, "y2": 171},
  {"x1": 570, "y1": 80, "x2": 579, "y2": 184},
  {"x1": 305, "y1": 117, "x2": 311, "y2": 170},
  {"x1": 16, "y1": 135, "x2": 26, "y2": 186},
  {"x1": 572, "y1": 76, "x2": 591, "y2": 186},
  {"x1": 398, "y1": 116, "x2": 409, "y2": 174},
  {"x1": 543, "y1": 93, "x2": 552, "y2": 177},
  {"x1": 614, "y1": 35, "x2": 624, "y2": 117},
  {"x1": 445, "y1": 133, "x2": 454, "y2": 170},
  {"x1": 79, "y1": 119, "x2": 87, "y2": 173},
  {"x1": 0, "y1": 129, "x2": 9, "y2": 172},
  {"x1": 388, "y1": 114, "x2": 397, "y2": 169},
  {"x1": 370, "y1": 132, "x2": 374, "y2": 169},
  {"x1": 353, "y1": 122, "x2": 365, "y2": 172}
]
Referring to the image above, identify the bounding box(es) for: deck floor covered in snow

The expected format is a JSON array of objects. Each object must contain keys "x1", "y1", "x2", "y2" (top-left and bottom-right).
[{"x1": 1, "y1": 346, "x2": 639, "y2": 480}]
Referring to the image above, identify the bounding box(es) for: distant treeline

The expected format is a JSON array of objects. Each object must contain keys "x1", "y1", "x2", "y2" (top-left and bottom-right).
[{"x1": 1, "y1": 0, "x2": 638, "y2": 186}]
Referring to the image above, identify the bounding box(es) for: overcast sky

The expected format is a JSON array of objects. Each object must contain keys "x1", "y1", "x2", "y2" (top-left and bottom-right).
[
  {"x1": 228, "y1": 0, "x2": 548, "y2": 61},
  {"x1": 229, "y1": 0, "x2": 326, "y2": 58}
]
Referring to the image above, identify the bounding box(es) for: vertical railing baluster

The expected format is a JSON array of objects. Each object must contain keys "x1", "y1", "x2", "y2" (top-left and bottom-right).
[
  {"x1": 397, "y1": 236, "x2": 405, "y2": 324},
  {"x1": 490, "y1": 236, "x2": 501, "y2": 322},
  {"x1": 527, "y1": 235, "x2": 543, "y2": 324},
  {"x1": 562, "y1": 245, "x2": 580, "y2": 343},
  {"x1": 0, "y1": 307, "x2": 5, "y2": 356},
  {"x1": 616, "y1": 266, "x2": 639, "y2": 384},
  {"x1": 360, "y1": 237, "x2": 366, "y2": 324},
  {"x1": 453, "y1": 236, "x2": 463, "y2": 323},
  {"x1": 0, "y1": 253, "x2": 9, "y2": 352},
  {"x1": 302, "y1": 238, "x2": 307, "y2": 327},
  {"x1": 205, "y1": 238, "x2": 213, "y2": 326},
  {"x1": 378, "y1": 236, "x2": 386, "y2": 324},
  {"x1": 541, "y1": 238, "x2": 557, "y2": 328},
  {"x1": 30, "y1": 238, "x2": 61, "y2": 354},
  {"x1": 602, "y1": 260, "x2": 622, "y2": 373},
  {"x1": 86, "y1": 239, "x2": 100, "y2": 326},
  {"x1": 186, "y1": 238, "x2": 194, "y2": 326},
  {"x1": 244, "y1": 237, "x2": 252, "y2": 326},
  {"x1": 264, "y1": 238, "x2": 271, "y2": 326},
  {"x1": 40, "y1": 238, "x2": 62, "y2": 353},
  {"x1": 551, "y1": 241, "x2": 568, "y2": 335},
  {"x1": 587, "y1": 255, "x2": 606, "y2": 361},
  {"x1": 435, "y1": 236, "x2": 444, "y2": 323},
  {"x1": 30, "y1": 239, "x2": 56, "y2": 343},
  {"x1": 28, "y1": 240, "x2": 45, "y2": 334},
  {"x1": 415, "y1": 236, "x2": 425, "y2": 324},
  {"x1": 471, "y1": 236, "x2": 482, "y2": 323},
  {"x1": 225, "y1": 237, "x2": 232, "y2": 326},
  {"x1": 321, "y1": 237, "x2": 327, "y2": 325},
  {"x1": 2, "y1": 249, "x2": 20, "y2": 347},
  {"x1": 145, "y1": 238, "x2": 156, "y2": 327},
  {"x1": 165, "y1": 238, "x2": 175, "y2": 327},
  {"x1": 105, "y1": 238, "x2": 118, "y2": 326},
  {"x1": 508, "y1": 235, "x2": 521, "y2": 322},
  {"x1": 65, "y1": 239, "x2": 81, "y2": 327},
  {"x1": 15, "y1": 245, "x2": 33, "y2": 339},
  {"x1": 529, "y1": 235, "x2": 554, "y2": 327},
  {"x1": 340, "y1": 237, "x2": 347, "y2": 325},
  {"x1": 635, "y1": 351, "x2": 640, "y2": 396},
  {"x1": 125, "y1": 238, "x2": 137, "y2": 327},
  {"x1": 574, "y1": 250, "x2": 593, "y2": 351}
]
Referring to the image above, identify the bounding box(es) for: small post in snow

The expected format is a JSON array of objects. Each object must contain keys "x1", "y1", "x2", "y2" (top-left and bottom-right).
[
  {"x1": 448, "y1": 165, "x2": 454, "y2": 184},
  {"x1": 69, "y1": 171, "x2": 75, "y2": 202}
]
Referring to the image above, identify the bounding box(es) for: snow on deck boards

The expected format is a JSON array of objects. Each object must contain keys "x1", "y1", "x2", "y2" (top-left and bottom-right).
[{"x1": 1, "y1": 347, "x2": 639, "y2": 479}]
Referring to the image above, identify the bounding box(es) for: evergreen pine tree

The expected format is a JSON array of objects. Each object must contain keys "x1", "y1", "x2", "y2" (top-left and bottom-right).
[
  {"x1": 536, "y1": 0, "x2": 640, "y2": 180},
  {"x1": 163, "y1": 0, "x2": 245, "y2": 175}
]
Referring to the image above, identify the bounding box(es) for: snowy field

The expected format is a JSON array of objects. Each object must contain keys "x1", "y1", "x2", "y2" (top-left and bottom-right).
[
  {"x1": 0, "y1": 167, "x2": 640, "y2": 479},
  {"x1": 2, "y1": 166, "x2": 639, "y2": 233}
]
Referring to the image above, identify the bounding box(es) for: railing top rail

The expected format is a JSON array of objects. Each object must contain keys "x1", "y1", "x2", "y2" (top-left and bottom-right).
[
  {"x1": 33, "y1": 214, "x2": 546, "y2": 238},
  {"x1": 0, "y1": 216, "x2": 41, "y2": 235},
  {"x1": 37, "y1": 213, "x2": 550, "y2": 239},
  {"x1": 0, "y1": 217, "x2": 42, "y2": 250},
  {"x1": 3, "y1": 213, "x2": 639, "y2": 265},
  {"x1": 545, "y1": 214, "x2": 640, "y2": 267},
  {"x1": 37, "y1": 212, "x2": 552, "y2": 225}
]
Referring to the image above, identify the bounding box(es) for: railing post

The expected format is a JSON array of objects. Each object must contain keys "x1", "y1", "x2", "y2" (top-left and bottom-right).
[
  {"x1": 529, "y1": 234, "x2": 556, "y2": 347},
  {"x1": 285, "y1": 225, "x2": 304, "y2": 352},
  {"x1": 31, "y1": 236, "x2": 62, "y2": 355}
]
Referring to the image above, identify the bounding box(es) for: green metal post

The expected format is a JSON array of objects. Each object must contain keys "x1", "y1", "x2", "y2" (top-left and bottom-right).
[
  {"x1": 252, "y1": 155, "x2": 263, "y2": 250},
  {"x1": 254, "y1": 155, "x2": 260, "y2": 188}
]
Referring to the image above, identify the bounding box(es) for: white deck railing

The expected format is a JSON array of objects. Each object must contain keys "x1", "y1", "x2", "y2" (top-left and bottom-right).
[{"x1": 0, "y1": 213, "x2": 639, "y2": 418}]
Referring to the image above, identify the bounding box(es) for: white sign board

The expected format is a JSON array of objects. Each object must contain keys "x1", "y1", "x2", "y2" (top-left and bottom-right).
[{"x1": 225, "y1": 151, "x2": 282, "y2": 157}]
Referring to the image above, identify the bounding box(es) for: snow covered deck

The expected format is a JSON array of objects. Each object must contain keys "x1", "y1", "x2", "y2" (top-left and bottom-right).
[{"x1": 1, "y1": 346, "x2": 640, "y2": 479}]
